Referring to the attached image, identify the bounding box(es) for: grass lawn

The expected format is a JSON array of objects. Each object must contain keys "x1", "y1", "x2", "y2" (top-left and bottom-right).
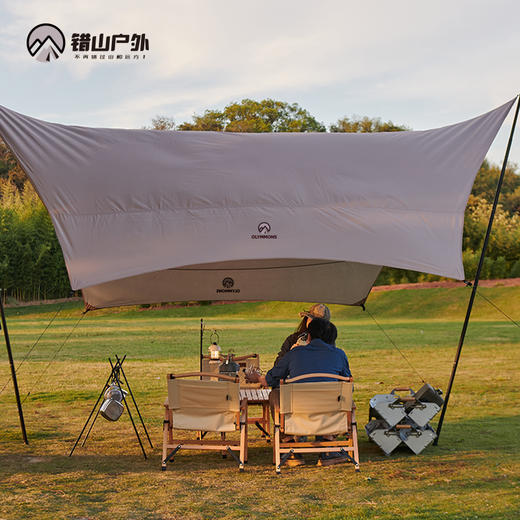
[{"x1": 0, "y1": 286, "x2": 519, "y2": 519}]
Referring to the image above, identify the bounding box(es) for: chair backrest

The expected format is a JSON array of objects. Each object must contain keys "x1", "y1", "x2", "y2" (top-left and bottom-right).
[
  {"x1": 280, "y1": 375, "x2": 353, "y2": 436},
  {"x1": 234, "y1": 353, "x2": 259, "y2": 368},
  {"x1": 201, "y1": 358, "x2": 221, "y2": 380},
  {"x1": 167, "y1": 374, "x2": 240, "y2": 432},
  {"x1": 236, "y1": 354, "x2": 260, "y2": 384},
  {"x1": 201, "y1": 354, "x2": 259, "y2": 383}
]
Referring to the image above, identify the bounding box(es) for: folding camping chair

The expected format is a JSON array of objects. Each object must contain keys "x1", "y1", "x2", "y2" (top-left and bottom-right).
[
  {"x1": 162, "y1": 372, "x2": 248, "y2": 471},
  {"x1": 273, "y1": 373, "x2": 359, "y2": 473}
]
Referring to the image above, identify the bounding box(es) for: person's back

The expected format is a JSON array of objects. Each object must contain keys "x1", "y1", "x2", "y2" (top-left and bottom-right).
[
  {"x1": 276, "y1": 338, "x2": 350, "y2": 383},
  {"x1": 264, "y1": 318, "x2": 351, "y2": 388}
]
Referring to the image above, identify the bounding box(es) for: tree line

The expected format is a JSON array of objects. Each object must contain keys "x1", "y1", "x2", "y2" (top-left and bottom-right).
[{"x1": 1, "y1": 98, "x2": 519, "y2": 301}]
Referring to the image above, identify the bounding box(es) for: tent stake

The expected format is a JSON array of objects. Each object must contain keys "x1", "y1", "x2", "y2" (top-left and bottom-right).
[
  {"x1": 0, "y1": 288, "x2": 28, "y2": 444},
  {"x1": 435, "y1": 95, "x2": 520, "y2": 444}
]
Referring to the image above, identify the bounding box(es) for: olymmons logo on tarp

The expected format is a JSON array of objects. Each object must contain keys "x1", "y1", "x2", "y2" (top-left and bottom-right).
[
  {"x1": 251, "y1": 221, "x2": 277, "y2": 239},
  {"x1": 27, "y1": 24, "x2": 65, "y2": 62}
]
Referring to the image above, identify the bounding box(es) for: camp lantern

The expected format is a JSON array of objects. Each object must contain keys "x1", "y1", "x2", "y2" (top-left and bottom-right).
[
  {"x1": 209, "y1": 342, "x2": 221, "y2": 360},
  {"x1": 100, "y1": 382, "x2": 128, "y2": 421}
]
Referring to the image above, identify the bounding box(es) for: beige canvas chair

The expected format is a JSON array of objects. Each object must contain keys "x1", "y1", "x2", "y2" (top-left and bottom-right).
[
  {"x1": 162, "y1": 372, "x2": 247, "y2": 471},
  {"x1": 273, "y1": 373, "x2": 359, "y2": 473}
]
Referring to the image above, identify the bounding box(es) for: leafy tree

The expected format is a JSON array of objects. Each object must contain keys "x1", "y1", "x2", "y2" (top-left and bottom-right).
[
  {"x1": 464, "y1": 195, "x2": 520, "y2": 263},
  {"x1": 0, "y1": 139, "x2": 26, "y2": 189},
  {"x1": 0, "y1": 179, "x2": 69, "y2": 300},
  {"x1": 471, "y1": 160, "x2": 520, "y2": 215},
  {"x1": 178, "y1": 98, "x2": 326, "y2": 133},
  {"x1": 146, "y1": 116, "x2": 175, "y2": 131},
  {"x1": 507, "y1": 186, "x2": 520, "y2": 216},
  {"x1": 330, "y1": 116, "x2": 409, "y2": 133},
  {"x1": 178, "y1": 110, "x2": 225, "y2": 132}
]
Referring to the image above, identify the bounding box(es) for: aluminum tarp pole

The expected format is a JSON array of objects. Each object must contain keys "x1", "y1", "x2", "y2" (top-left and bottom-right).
[
  {"x1": 0, "y1": 288, "x2": 28, "y2": 444},
  {"x1": 435, "y1": 95, "x2": 520, "y2": 444}
]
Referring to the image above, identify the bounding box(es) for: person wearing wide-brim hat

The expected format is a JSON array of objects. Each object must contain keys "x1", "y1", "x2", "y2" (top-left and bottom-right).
[{"x1": 272, "y1": 303, "x2": 331, "y2": 366}]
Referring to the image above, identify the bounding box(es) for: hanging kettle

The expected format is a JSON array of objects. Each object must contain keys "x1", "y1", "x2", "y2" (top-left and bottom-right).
[{"x1": 100, "y1": 382, "x2": 128, "y2": 421}]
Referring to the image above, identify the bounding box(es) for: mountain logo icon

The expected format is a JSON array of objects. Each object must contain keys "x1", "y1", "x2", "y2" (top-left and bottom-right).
[
  {"x1": 26, "y1": 23, "x2": 65, "y2": 62},
  {"x1": 222, "y1": 277, "x2": 234, "y2": 289},
  {"x1": 258, "y1": 222, "x2": 271, "y2": 234}
]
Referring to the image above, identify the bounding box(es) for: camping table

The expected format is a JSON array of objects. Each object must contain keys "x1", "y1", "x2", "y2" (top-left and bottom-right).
[{"x1": 240, "y1": 384, "x2": 271, "y2": 441}]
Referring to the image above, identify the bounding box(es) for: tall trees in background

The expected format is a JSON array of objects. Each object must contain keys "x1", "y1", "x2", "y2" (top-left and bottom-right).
[
  {"x1": 0, "y1": 180, "x2": 70, "y2": 300},
  {"x1": 177, "y1": 99, "x2": 326, "y2": 132},
  {"x1": 1, "y1": 98, "x2": 519, "y2": 300}
]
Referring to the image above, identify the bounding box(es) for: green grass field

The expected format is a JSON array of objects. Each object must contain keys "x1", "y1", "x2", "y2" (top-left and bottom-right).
[{"x1": 0, "y1": 286, "x2": 519, "y2": 519}]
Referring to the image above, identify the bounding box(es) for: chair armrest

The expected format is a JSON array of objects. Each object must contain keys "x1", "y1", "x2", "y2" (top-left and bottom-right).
[{"x1": 233, "y1": 353, "x2": 258, "y2": 361}]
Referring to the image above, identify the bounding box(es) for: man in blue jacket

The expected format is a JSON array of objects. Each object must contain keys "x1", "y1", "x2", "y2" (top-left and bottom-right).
[
  {"x1": 264, "y1": 317, "x2": 351, "y2": 388},
  {"x1": 248, "y1": 317, "x2": 351, "y2": 466}
]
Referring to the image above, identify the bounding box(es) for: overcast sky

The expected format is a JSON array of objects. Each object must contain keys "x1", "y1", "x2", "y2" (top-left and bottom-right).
[{"x1": 0, "y1": 0, "x2": 519, "y2": 166}]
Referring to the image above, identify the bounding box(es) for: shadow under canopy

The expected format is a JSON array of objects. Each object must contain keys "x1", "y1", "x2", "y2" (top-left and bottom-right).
[{"x1": 0, "y1": 99, "x2": 514, "y2": 309}]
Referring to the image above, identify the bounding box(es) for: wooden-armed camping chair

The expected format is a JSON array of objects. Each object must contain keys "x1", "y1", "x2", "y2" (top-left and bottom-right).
[
  {"x1": 273, "y1": 374, "x2": 359, "y2": 474},
  {"x1": 162, "y1": 372, "x2": 248, "y2": 471}
]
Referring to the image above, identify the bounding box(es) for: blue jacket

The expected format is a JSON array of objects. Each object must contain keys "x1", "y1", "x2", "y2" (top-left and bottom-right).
[{"x1": 265, "y1": 338, "x2": 351, "y2": 388}]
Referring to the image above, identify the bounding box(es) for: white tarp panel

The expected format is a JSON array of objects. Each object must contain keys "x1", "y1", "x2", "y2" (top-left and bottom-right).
[{"x1": 0, "y1": 99, "x2": 514, "y2": 308}]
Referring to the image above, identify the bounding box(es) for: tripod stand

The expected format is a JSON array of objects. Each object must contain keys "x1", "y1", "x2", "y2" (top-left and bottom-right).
[{"x1": 69, "y1": 355, "x2": 153, "y2": 459}]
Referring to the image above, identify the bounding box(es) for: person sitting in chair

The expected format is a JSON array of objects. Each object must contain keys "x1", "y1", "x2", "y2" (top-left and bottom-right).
[
  {"x1": 247, "y1": 317, "x2": 351, "y2": 466},
  {"x1": 272, "y1": 303, "x2": 331, "y2": 367},
  {"x1": 251, "y1": 317, "x2": 351, "y2": 389}
]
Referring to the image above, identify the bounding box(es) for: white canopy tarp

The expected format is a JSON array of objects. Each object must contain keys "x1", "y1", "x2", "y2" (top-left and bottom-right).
[{"x1": 0, "y1": 100, "x2": 514, "y2": 308}]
